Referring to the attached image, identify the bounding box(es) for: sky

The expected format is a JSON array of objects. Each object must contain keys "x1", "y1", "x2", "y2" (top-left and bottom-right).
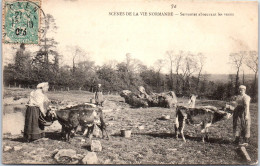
[{"x1": 2, "y1": 0, "x2": 258, "y2": 74}]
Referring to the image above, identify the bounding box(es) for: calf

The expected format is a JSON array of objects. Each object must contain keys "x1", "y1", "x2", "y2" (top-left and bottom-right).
[
  {"x1": 175, "y1": 105, "x2": 232, "y2": 142},
  {"x1": 78, "y1": 107, "x2": 109, "y2": 140},
  {"x1": 47, "y1": 104, "x2": 109, "y2": 141}
]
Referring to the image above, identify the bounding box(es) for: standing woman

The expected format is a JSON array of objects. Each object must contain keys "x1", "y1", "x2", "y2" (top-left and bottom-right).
[
  {"x1": 24, "y1": 82, "x2": 50, "y2": 142},
  {"x1": 95, "y1": 83, "x2": 104, "y2": 107},
  {"x1": 233, "y1": 85, "x2": 251, "y2": 146}
]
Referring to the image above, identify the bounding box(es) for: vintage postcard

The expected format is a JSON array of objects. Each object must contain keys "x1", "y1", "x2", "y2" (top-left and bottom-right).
[{"x1": 2, "y1": 0, "x2": 258, "y2": 165}]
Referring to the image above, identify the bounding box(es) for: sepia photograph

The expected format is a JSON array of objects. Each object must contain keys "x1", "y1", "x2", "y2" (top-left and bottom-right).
[{"x1": 1, "y1": 0, "x2": 258, "y2": 164}]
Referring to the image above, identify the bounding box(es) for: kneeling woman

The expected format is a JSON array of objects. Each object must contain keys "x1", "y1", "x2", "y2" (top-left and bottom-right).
[{"x1": 24, "y1": 82, "x2": 50, "y2": 142}]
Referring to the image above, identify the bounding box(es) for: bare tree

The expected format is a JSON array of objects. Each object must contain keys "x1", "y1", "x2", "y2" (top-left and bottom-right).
[
  {"x1": 124, "y1": 53, "x2": 146, "y2": 73},
  {"x1": 245, "y1": 50, "x2": 258, "y2": 100},
  {"x1": 174, "y1": 51, "x2": 184, "y2": 94},
  {"x1": 69, "y1": 46, "x2": 88, "y2": 73},
  {"x1": 39, "y1": 14, "x2": 58, "y2": 71},
  {"x1": 245, "y1": 51, "x2": 258, "y2": 83},
  {"x1": 180, "y1": 52, "x2": 198, "y2": 93},
  {"x1": 122, "y1": 53, "x2": 144, "y2": 87},
  {"x1": 166, "y1": 51, "x2": 175, "y2": 90},
  {"x1": 229, "y1": 51, "x2": 245, "y2": 94},
  {"x1": 165, "y1": 50, "x2": 185, "y2": 93},
  {"x1": 196, "y1": 52, "x2": 206, "y2": 92},
  {"x1": 154, "y1": 59, "x2": 165, "y2": 91},
  {"x1": 126, "y1": 53, "x2": 132, "y2": 73},
  {"x1": 132, "y1": 59, "x2": 147, "y2": 73}
]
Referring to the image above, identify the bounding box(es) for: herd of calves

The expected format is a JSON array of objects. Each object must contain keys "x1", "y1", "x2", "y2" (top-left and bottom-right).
[{"x1": 47, "y1": 95, "x2": 234, "y2": 143}]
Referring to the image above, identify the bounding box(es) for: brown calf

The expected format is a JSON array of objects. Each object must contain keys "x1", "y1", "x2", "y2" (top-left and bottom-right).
[
  {"x1": 47, "y1": 104, "x2": 109, "y2": 141},
  {"x1": 175, "y1": 105, "x2": 232, "y2": 142}
]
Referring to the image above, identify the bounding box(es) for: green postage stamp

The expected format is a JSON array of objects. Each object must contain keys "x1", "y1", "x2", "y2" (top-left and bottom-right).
[{"x1": 3, "y1": 0, "x2": 41, "y2": 44}]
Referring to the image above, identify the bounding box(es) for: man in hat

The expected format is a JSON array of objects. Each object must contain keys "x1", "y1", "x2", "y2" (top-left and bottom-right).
[{"x1": 233, "y1": 85, "x2": 251, "y2": 146}]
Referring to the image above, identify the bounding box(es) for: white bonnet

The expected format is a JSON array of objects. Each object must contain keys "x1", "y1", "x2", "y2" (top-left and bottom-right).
[
  {"x1": 239, "y1": 85, "x2": 246, "y2": 90},
  {"x1": 37, "y1": 82, "x2": 49, "y2": 89}
]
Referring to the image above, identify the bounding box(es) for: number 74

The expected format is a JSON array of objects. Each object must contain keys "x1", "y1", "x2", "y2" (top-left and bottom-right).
[{"x1": 171, "y1": 4, "x2": 176, "y2": 8}]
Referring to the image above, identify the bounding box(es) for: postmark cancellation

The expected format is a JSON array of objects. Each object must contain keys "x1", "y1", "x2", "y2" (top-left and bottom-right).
[{"x1": 2, "y1": 0, "x2": 41, "y2": 44}]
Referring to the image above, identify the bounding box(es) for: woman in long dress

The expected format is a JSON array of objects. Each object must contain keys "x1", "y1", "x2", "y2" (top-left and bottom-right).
[
  {"x1": 24, "y1": 82, "x2": 50, "y2": 142},
  {"x1": 95, "y1": 84, "x2": 104, "y2": 107}
]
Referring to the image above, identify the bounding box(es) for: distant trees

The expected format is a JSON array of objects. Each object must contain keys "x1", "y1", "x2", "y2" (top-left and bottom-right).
[
  {"x1": 2, "y1": 12, "x2": 257, "y2": 102},
  {"x1": 31, "y1": 14, "x2": 60, "y2": 84},
  {"x1": 154, "y1": 59, "x2": 165, "y2": 92},
  {"x1": 245, "y1": 51, "x2": 258, "y2": 101},
  {"x1": 196, "y1": 53, "x2": 206, "y2": 92},
  {"x1": 180, "y1": 52, "x2": 198, "y2": 94},
  {"x1": 96, "y1": 65, "x2": 123, "y2": 92},
  {"x1": 3, "y1": 44, "x2": 34, "y2": 87},
  {"x1": 3, "y1": 47, "x2": 257, "y2": 101},
  {"x1": 14, "y1": 44, "x2": 32, "y2": 84},
  {"x1": 164, "y1": 50, "x2": 207, "y2": 96},
  {"x1": 229, "y1": 51, "x2": 245, "y2": 94},
  {"x1": 228, "y1": 50, "x2": 258, "y2": 101},
  {"x1": 174, "y1": 51, "x2": 184, "y2": 94},
  {"x1": 166, "y1": 51, "x2": 175, "y2": 91}
]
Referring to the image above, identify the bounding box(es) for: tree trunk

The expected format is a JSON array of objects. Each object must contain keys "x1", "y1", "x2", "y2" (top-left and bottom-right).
[
  {"x1": 170, "y1": 61, "x2": 173, "y2": 91},
  {"x1": 157, "y1": 71, "x2": 160, "y2": 92},
  {"x1": 73, "y1": 58, "x2": 75, "y2": 73},
  {"x1": 182, "y1": 78, "x2": 185, "y2": 93},
  {"x1": 242, "y1": 70, "x2": 245, "y2": 85},
  {"x1": 196, "y1": 69, "x2": 202, "y2": 93},
  {"x1": 235, "y1": 68, "x2": 240, "y2": 95},
  {"x1": 176, "y1": 71, "x2": 179, "y2": 94}
]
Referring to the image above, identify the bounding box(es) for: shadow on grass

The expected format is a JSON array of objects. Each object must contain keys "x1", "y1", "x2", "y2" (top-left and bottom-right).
[
  {"x1": 135, "y1": 132, "x2": 175, "y2": 139},
  {"x1": 156, "y1": 118, "x2": 172, "y2": 121},
  {"x1": 45, "y1": 132, "x2": 62, "y2": 141},
  {"x1": 10, "y1": 137, "x2": 27, "y2": 143},
  {"x1": 176, "y1": 135, "x2": 233, "y2": 144},
  {"x1": 130, "y1": 132, "x2": 233, "y2": 144},
  {"x1": 45, "y1": 132, "x2": 88, "y2": 141},
  {"x1": 205, "y1": 137, "x2": 233, "y2": 144},
  {"x1": 81, "y1": 145, "x2": 91, "y2": 151},
  {"x1": 9, "y1": 132, "x2": 62, "y2": 142},
  {"x1": 111, "y1": 133, "x2": 122, "y2": 137}
]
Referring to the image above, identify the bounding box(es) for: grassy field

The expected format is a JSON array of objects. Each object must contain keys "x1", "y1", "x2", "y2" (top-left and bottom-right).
[{"x1": 2, "y1": 88, "x2": 258, "y2": 164}]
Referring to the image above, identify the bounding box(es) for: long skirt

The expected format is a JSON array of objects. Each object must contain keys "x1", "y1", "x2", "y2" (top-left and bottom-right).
[
  {"x1": 95, "y1": 92, "x2": 104, "y2": 105},
  {"x1": 24, "y1": 106, "x2": 45, "y2": 141}
]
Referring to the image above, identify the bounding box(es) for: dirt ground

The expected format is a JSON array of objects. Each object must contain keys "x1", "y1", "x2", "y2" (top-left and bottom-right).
[{"x1": 2, "y1": 88, "x2": 258, "y2": 164}]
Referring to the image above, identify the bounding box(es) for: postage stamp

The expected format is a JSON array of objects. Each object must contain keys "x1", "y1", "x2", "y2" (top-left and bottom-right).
[{"x1": 3, "y1": 0, "x2": 41, "y2": 44}]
